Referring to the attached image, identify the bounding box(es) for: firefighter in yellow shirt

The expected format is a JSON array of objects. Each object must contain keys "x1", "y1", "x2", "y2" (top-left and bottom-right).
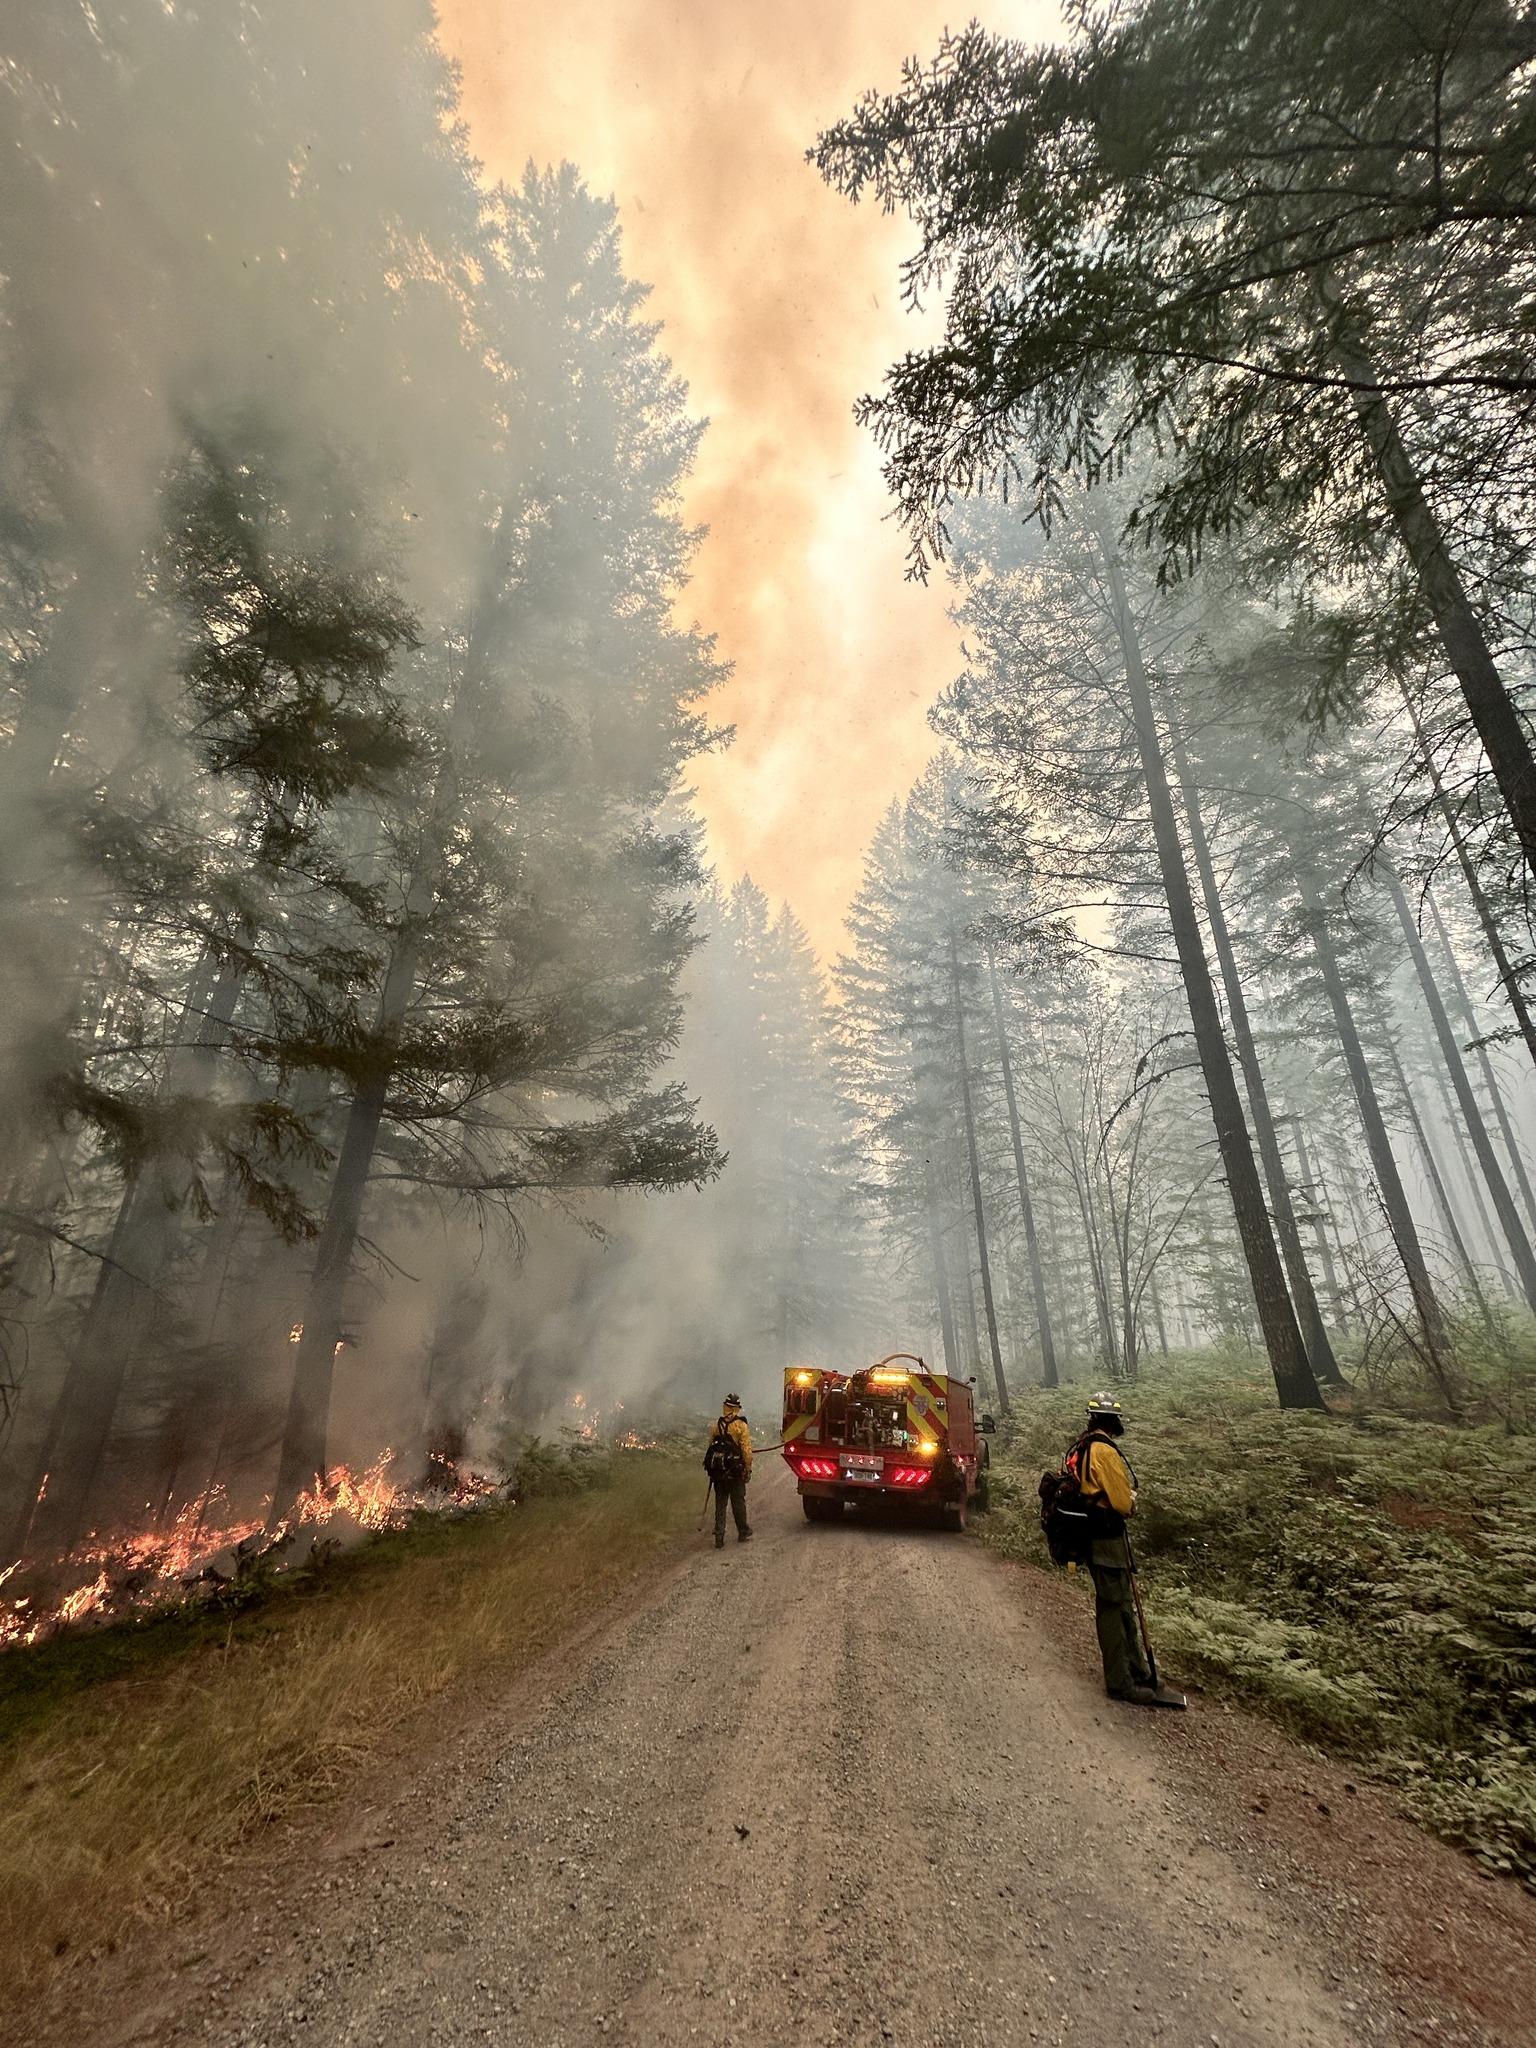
[
  {"x1": 1073, "y1": 1392, "x2": 1158, "y2": 1704},
  {"x1": 705, "y1": 1394, "x2": 753, "y2": 1549}
]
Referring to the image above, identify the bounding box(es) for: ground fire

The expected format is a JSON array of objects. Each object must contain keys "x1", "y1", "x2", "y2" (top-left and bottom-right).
[{"x1": 0, "y1": 1450, "x2": 502, "y2": 1650}]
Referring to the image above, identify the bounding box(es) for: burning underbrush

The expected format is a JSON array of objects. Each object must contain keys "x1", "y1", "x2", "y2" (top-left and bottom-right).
[
  {"x1": 1, "y1": 1407, "x2": 688, "y2": 1653},
  {"x1": 2, "y1": 1394, "x2": 694, "y2": 1656},
  {"x1": 1, "y1": 1449, "x2": 504, "y2": 1652},
  {"x1": 0, "y1": 1450, "x2": 700, "y2": 2015}
]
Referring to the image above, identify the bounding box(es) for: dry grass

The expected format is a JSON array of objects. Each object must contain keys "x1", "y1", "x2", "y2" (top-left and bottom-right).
[{"x1": 0, "y1": 1453, "x2": 698, "y2": 2004}]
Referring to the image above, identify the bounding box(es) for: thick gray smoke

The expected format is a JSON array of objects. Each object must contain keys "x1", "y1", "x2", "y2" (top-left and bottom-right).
[{"x1": 0, "y1": 2, "x2": 879, "y2": 1575}]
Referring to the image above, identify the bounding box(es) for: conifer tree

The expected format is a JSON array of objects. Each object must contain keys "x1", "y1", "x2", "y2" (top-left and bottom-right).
[
  {"x1": 273, "y1": 169, "x2": 725, "y2": 1508},
  {"x1": 815, "y1": 4, "x2": 1536, "y2": 879}
]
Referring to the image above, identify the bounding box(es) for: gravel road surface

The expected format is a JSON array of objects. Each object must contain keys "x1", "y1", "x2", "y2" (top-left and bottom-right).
[{"x1": 84, "y1": 1461, "x2": 1534, "y2": 2048}]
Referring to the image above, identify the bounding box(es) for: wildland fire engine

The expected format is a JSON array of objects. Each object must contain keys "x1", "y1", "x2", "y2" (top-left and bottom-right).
[{"x1": 781, "y1": 1355, "x2": 994, "y2": 1529}]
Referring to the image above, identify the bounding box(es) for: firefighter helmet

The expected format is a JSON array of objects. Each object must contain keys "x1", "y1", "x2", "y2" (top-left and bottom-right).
[{"x1": 1086, "y1": 1392, "x2": 1123, "y2": 1418}]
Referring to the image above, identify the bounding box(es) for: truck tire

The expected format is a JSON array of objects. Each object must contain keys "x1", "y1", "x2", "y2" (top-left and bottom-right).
[
  {"x1": 803, "y1": 1496, "x2": 842, "y2": 1523},
  {"x1": 973, "y1": 1472, "x2": 991, "y2": 1514},
  {"x1": 941, "y1": 1493, "x2": 968, "y2": 1533}
]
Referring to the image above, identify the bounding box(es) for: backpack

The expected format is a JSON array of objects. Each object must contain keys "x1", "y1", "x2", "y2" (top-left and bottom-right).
[
  {"x1": 704, "y1": 1417, "x2": 746, "y2": 1483},
  {"x1": 1038, "y1": 1430, "x2": 1126, "y2": 1566}
]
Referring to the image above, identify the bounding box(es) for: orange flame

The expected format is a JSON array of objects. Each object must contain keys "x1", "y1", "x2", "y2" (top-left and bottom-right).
[{"x1": 2, "y1": 1448, "x2": 505, "y2": 1650}]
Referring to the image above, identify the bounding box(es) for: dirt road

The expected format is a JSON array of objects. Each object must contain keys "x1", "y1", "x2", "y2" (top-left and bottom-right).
[{"x1": 84, "y1": 1462, "x2": 1533, "y2": 2048}]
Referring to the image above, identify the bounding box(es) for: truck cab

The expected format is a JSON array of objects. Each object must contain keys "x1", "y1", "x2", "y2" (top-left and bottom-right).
[{"x1": 781, "y1": 1354, "x2": 993, "y2": 1530}]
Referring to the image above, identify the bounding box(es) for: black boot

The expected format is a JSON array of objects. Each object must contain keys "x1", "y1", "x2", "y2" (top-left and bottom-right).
[{"x1": 714, "y1": 1530, "x2": 725, "y2": 1549}]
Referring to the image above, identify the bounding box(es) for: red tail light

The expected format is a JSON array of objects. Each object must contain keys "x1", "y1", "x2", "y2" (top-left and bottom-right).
[
  {"x1": 790, "y1": 1456, "x2": 839, "y2": 1480},
  {"x1": 888, "y1": 1467, "x2": 932, "y2": 1488}
]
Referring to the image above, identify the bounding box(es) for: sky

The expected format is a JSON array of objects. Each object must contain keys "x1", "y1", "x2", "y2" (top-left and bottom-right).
[{"x1": 437, "y1": 0, "x2": 1059, "y2": 958}]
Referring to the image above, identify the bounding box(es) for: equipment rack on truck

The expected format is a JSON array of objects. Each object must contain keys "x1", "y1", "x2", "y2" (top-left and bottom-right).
[{"x1": 780, "y1": 1353, "x2": 993, "y2": 1530}]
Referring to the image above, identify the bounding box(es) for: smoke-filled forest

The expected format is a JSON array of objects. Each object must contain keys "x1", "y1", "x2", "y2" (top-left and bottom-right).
[
  {"x1": 3, "y1": 4, "x2": 1536, "y2": 2041},
  {"x1": 0, "y1": 5, "x2": 883, "y2": 1603}
]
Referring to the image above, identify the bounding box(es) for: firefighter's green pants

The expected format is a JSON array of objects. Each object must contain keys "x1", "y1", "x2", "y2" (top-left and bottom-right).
[
  {"x1": 1089, "y1": 1558, "x2": 1153, "y2": 1694},
  {"x1": 713, "y1": 1478, "x2": 749, "y2": 1540}
]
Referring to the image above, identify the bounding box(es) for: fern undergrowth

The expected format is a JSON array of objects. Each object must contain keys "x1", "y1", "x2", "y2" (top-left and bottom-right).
[{"x1": 983, "y1": 1343, "x2": 1536, "y2": 1884}]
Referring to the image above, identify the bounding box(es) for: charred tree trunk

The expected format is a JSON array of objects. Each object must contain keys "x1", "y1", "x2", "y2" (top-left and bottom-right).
[
  {"x1": 1172, "y1": 736, "x2": 1344, "y2": 1384},
  {"x1": 1294, "y1": 863, "x2": 1452, "y2": 1366},
  {"x1": 985, "y1": 953, "x2": 1058, "y2": 1386},
  {"x1": 948, "y1": 929, "x2": 1009, "y2": 1411},
  {"x1": 1382, "y1": 866, "x2": 1536, "y2": 1311},
  {"x1": 1101, "y1": 545, "x2": 1323, "y2": 1410}
]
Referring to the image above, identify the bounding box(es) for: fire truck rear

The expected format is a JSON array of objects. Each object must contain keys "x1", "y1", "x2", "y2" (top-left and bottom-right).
[{"x1": 780, "y1": 1354, "x2": 993, "y2": 1530}]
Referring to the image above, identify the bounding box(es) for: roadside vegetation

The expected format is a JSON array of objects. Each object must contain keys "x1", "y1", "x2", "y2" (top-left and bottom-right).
[
  {"x1": 982, "y1": 1350, "x2": 1536, "y2": 1885},
  {"x1": 0, "y1": 1443, "x2": 697, "y2": 2008}
]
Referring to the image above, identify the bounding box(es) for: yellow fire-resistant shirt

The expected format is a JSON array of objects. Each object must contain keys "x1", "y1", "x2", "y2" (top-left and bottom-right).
[
  {"x1": 1082, "y1": 1436, "x2": 1136, "y2": 1518},
  {"x1": 709, "y1": 1413, "x2": 752, "y2": 1479}
]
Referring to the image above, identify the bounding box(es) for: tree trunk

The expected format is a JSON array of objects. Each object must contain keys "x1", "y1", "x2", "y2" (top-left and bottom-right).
[
  {"x1": 1282, "y1": 1116, "x2": 1348, "y2": 1335},
  {"x1": 1333, "y1": 323, "x2": 1536, "y2": 882},
  {"x1": 1294, "y1": 863, "x2": 1453, "y2": 1364},
  {"x1": 1382, "y1": 865, "x2": 1536, "y2": 1310},
  {"x1": 1372, "y1": 999, "x2": 1495, "y2": 1332},
  {"x1": 1396, "y1": 680, "x2": 1536, "y2": 1075},
  {"x1": 1148, "y1": 1268, "x2": 1171, "y2": 1358},
  {"x1": 985, "y1": 953, "x2": 1058, "y2": 1386},
  {"x1": 1102, "y1": 1156, "x2": 1138, "y2": 1379},
  {"x1": 1039, "y1": 1187, "x2": 1077, "y2": 1372},
  {"x1": 1101, "y1": 546, "x2": 1323, "y2": 1409},
  {"x1": 1424, "y1": 889, "x2": 1536, "y2": 1235},
  {"x1": 271, "y1": 918, "x2": 424, "y2": 1516},
  {"x1": 19, "y1": 950, "x2": 247, "y2": 1556},
  {"x1": 1420, "y1": 1020, "x2": 1517, "y2": 1295},
  {"x1": 266, "y1": 490, "x2": 526, "y2": 1517},
  {"x1": 1172, "y1": 735, "x2": 1345, "y2": 1384},
  {"x1": 1317, "y1": 1133, "x2": 1374, "y2": 1332},
  {"x1": 922, "y1": 1148, "x2": 962, "y2": 1379},
  {"x1": 1192, "y1": 1185, "x2": 1255, "y2": 1347},
  {"x1": 948, "y1": 929, "x2": 1009, "y2": 1411},
  {"x1": 6, "y1": 1182, "x2": 143, "y2": 1560},
  {"x1": 0, "y1": 548, "x2": 145, "y2": 1194},
  {"x1": 955, "y1": 1220, "x2": 984, "y2": 1382},
  {"x1": 1173, "y1": 1268, "x2": 1197, "y2": 1348},
  {"x1": 1067, "y1": 1136, "x2": 1117, "y2": 1371}
]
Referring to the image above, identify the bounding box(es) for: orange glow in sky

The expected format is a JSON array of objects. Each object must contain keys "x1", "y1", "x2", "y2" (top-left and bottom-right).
[{"x1": 437, "y1": 1, "x2": 1058, "y2": 955}]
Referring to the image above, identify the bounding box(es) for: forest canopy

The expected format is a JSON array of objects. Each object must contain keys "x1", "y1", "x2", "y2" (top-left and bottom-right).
[{"x1": 3, "y1": 0, "x2": 1536, "y2": 1725}]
